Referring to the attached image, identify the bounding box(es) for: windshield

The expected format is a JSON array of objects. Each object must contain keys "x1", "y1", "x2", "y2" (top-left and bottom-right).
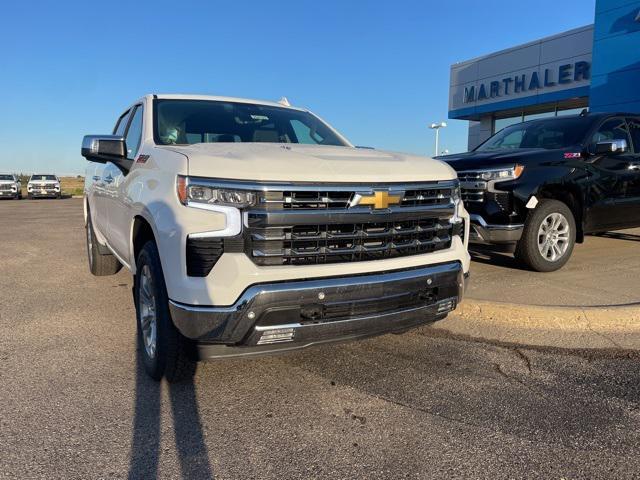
[
  {"x1": 154, "y1": 99, "x2": 349, "y2": 147},
  {"x1": 31, "y1": 175, "x2": 57, "y2": 181},
  {"x1": 0, "y1": 175, "x2": 13, "y2": 181},
  {"x1": 476, "y1": 117, "x2": 590, "y2": 151}
]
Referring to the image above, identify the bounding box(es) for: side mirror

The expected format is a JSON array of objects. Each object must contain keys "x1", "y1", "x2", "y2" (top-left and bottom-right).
[
  {"x1": 81, "y1": 135, "x2": 132, "y2": 173},
  {"x1": 595, "y1": 139, "x2": 628, "y2": 155}
]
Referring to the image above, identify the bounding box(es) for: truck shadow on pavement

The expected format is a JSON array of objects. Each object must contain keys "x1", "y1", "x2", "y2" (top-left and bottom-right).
[
  {"x1": 596, "y1": 231, "x2": 640, "y2": 242},
  {"x1": 468, "y1": 246, "x2": 523, "y2": 270},
  {"x1": 127, "y1": 347, "x2": 214, "y2": 480}
]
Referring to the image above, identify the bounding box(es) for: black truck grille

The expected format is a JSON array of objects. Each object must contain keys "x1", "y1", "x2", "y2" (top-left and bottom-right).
[{"x1": 457, "y1": 171, "x2": 486, "y2": 203}]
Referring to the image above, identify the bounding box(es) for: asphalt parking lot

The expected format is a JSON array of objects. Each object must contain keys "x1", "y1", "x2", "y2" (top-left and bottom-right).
[{"x1": 1, "y1": 198, "x2": 640, "y2": 479}]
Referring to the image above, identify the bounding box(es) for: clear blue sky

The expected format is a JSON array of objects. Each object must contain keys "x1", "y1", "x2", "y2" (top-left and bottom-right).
[{"x1": 0, "y1": 0, "x2": 595, "y2": 175}]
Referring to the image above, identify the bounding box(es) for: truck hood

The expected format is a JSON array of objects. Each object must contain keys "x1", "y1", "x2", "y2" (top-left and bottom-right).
[
  {"x1": 437, "y1": 148, "x2": 569, "y2": 171},
  {"x1": 163, "y1": 143, "x2": 457, "y2": 183}
]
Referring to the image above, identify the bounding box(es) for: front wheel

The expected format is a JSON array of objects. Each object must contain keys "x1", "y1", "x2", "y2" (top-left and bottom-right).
[
  {"x1": 515, "y1": 199, "x2": 576, "y2": 272},
  {"x1": 135, "y1": 241, "x2": 197, "y2": 382}
]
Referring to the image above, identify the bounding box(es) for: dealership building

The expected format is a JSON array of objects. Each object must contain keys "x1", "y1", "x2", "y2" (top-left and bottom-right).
[{"x1": 449, "y1": 0, "x2": 640, "y2": 149}]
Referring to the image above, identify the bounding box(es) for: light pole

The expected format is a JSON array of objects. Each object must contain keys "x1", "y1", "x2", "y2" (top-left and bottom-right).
[{"x1": 428, "y1": 122, "x2": 447, "y2": 157}]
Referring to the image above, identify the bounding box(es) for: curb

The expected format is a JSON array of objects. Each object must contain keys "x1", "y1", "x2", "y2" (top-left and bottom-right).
[{"x1": 432, "y1": 299, "x2": 640, "y2": 350}]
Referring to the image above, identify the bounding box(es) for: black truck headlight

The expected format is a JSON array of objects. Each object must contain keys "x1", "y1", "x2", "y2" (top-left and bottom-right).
[{"x1": 177, "y1": 176, "x2": 255, "y2": 208}]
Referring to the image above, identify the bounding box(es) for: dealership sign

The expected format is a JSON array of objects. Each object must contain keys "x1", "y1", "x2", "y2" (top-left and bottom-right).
[{"x1": 463, "y1": 61, "x2": 591, "y2": 104}]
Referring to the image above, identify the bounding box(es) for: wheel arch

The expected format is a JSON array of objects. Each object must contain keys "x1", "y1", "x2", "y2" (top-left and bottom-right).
[
  {"x1": 536, "y1": 184, "x2": 585, "y2": 243},
  {"x1": 131, "y1": 214, "x2": 157, "y2": 275}
]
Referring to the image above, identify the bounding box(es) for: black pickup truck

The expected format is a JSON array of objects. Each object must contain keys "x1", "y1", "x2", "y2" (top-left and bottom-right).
[{"x1": 439, "y1": 112, "x2": 640, "y2": 271}]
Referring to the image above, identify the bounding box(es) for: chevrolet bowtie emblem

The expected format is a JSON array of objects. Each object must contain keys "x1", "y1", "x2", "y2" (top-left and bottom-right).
[{"x1": 350, "y1": 190, "x2": 403, "y2": 209}]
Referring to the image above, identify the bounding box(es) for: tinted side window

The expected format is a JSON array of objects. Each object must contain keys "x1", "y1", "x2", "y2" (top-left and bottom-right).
[
  {"x1": 591, "y1": 118, "x2": 631, "y2": 147},
  {"x1": 114, "y1": 110, "x2": 131, "y2": 136},
  {"x1": 125, "y1": 106, "x2": 143, "y2": 159},
  {"x1": 627, "y1": 118, "x2": 640, "y2": 153}
]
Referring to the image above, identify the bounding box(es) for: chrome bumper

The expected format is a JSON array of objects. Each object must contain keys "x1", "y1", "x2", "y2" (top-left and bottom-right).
[
  {"x1": 469, "y1": 214, "x2": 523, "y2": 244},
  {"x1": 169, "y1": 261, "x2": 466, "y2": 359}
]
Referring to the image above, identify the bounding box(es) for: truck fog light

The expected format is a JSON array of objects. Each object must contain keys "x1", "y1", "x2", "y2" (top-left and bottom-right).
[
  {"x1": 318, "y1": 292, "x2": 325, "y2": 300},
  {"x1": 257, "y1": 328, "x2": 295, "y2": 345},
  {"x1": 437, "y1": 299, "x2": 456, "y2": 313},
  {"x1": 247, "y1": 311, "x2": 256, "y2": 320}
]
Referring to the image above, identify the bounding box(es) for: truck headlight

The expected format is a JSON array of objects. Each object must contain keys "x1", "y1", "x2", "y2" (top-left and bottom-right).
[
  {"x1": 177, "y1": 176, "x2": 256, "y2": 208},
  {"x1": 10, "y1": 184, "x2": 17, "y2": 192},
  {"x1": 479, "y1": 165, "x2": 524, "y2": 182}
]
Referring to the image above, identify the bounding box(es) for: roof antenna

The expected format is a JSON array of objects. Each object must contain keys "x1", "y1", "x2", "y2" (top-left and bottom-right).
[
  {"x1": 278, "y1": 97, "x2": 291, "y2": 107},
  {"x1": 579, "y1": 108, "x2": 588, "y2": 117}
]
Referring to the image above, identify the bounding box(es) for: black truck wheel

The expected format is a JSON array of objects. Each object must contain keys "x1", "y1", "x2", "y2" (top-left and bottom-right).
[
  {"x1": 515, "y1": 199, "x2": 576, "y2": 272},
  {"x1": 135, "y1": 241, "x2": 197, "y2": 383},
  {"x1": 86, "y1": 214, "x2": 122, "y2": 276}
]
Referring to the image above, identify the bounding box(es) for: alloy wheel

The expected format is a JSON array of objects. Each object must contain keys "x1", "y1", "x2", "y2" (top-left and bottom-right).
[
  {"x1": 138, "y1": 264, "x2": 158, "y2": 358},
  {"x1": 537, "y1": 213, "x2": 570, "y2": 262}
]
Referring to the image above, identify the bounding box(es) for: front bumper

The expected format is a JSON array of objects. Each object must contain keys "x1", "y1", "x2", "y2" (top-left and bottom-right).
[
  {"x1": 0, "y1": 190, "x2": 18, "y2": 197},
  {"x1": 169, "y1": 261, "x2": 465, "y2": 359},
  {"x1": 469, "y1": 214, "x2": 523, "y2": 244},
  {"x1": 29, "y1": 190, "x2": 59, "y2": 198}
]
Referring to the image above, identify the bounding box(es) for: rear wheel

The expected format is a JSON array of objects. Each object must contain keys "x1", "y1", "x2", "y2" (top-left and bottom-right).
[
  {"x1": 135, "y1": 241, "x2": 196, "y2": 382},
  {"x1": 515, "y1": 199, "x2": 576, "y2": 272},
  {"x1": 86, "y1": 213, "x2": 122, "y2": 276}
]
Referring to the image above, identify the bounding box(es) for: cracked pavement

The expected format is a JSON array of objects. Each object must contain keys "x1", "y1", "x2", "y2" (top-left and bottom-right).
[{"x1": 1, "y1": 199, "x2": 639, "y2": 479}]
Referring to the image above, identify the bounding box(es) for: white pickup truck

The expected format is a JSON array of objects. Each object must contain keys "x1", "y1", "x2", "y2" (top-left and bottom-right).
[
  {"x1": 0, "y1": 174, "x2": 21, "y2": 199},
  {"x1": 82, "y1": 94, "x2": 470, "y2": 382},
  {"x1": 27, "y1": 174, "x2": 61, "y2": 199}
]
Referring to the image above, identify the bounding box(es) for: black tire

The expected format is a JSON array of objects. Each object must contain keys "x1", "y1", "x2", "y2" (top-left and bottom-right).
[
  {"x1": 27, "y1": 193, "x2": 33, "y2": 200},
  {"x1": 515, "y1": 199, "x2": 576, "y2": 272},
  {"x1": 86, "y1": 214, "x2": 122, "y2": 276},
  {"x1": 135, "y1": 241, "x2": 197, "y2": 382}
]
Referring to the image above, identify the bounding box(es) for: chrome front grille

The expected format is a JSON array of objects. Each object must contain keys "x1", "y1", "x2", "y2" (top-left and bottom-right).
[
  {"x1": 261, "y1": 187, "x2": 454, "y2": 209},
  {"x1": 0, "y1": 184, "x2": 13, "y2": 191},
  {"x1": 457, "y1": 171, "x2": 486, "y2": 203},
  {"x1": 245, "y1": 181, "x2": 459, "y2": 266},
  {"x1": 250, "y1": 218, "x2": 453, "y2": 265},
  {"x1": 32, "y1": 184, "x2": 56, "y2": 191}
]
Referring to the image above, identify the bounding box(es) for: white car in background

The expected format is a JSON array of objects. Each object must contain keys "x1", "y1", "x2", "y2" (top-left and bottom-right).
[
  {"x1": 0, "y1": 174, "x2": 22, "y2": 200},
  {"x1": 27, "y1": 174, "x2": 61, "y2": 199}
]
